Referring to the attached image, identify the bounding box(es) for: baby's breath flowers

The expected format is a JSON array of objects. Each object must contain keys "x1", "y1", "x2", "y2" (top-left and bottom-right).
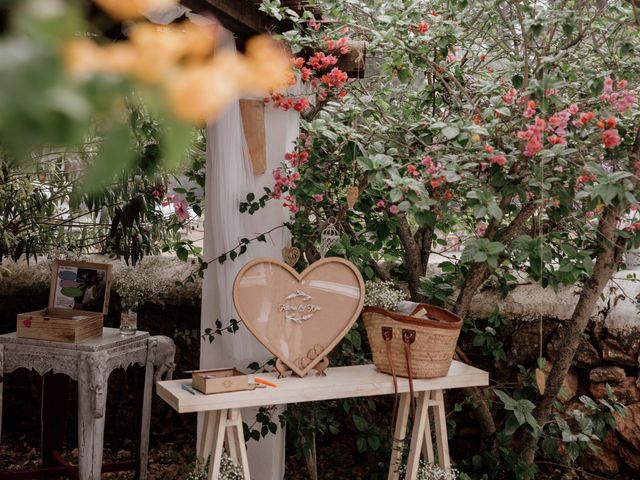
[
  {"x1": 185, "y1": 454, "x2": 244, "y2": 480},
  {"x1": 398, "y1": 461, "x2": 458, "y2": 480},
  {"x1": 364, "y1": 280, "x2": 406, "y2": 311},
  {"x1": 112, "y1": 264, "x2": 170, "y2": 312}
]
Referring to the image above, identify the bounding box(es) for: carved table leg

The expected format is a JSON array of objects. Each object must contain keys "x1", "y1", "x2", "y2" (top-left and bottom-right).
[
  {"x1": 78, "y1": 352, "x2": 108, "y2": 480},
  {"x1": 138, "y1": 339, "x2": 156, "y2": 480}
]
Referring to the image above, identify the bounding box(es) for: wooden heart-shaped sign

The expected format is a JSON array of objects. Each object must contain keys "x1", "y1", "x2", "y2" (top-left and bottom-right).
[{"x1": 233, "y1": 257, "x2": 365, "y2": 377}]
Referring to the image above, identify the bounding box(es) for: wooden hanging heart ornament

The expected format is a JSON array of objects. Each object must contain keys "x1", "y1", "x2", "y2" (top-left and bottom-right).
[
  {"x1": 281, "y1": 246, "x2": 301, "y2": 266},
  {"x1": 346, "y1": 186, "x2": 359, "y2": 209},
  {"x1": 233, "y1": 257, "x2": 365, "y2": 377}
]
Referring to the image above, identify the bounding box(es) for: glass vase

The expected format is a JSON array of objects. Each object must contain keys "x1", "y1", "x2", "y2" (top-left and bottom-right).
[{"x1": 120, "y1": 311, "x2": 138, "y2": 335}]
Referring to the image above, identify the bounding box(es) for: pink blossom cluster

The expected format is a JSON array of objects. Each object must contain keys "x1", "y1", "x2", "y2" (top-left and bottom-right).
[
  {"x1": 417, "y1": 21, "x2": 429, "y2": 33},
  {"x1": 517, "y1": 117, "x2": 546, "y2": 157},
  {"x1": 284, "y1": 149, "x2": 309, "y2": 167},
  {"x1": 272, "y1": 168, "x2": 300, "y2": 201},
  {"x1": 602, "y1": 128, "x2": 621, "y2": 148},
  {"x1": 324, "y1": 36, "x2": 349, "y2": 55},
  {"x1": 601, "y1": 78, "x2": 637, "y2": 113},
  {"x1": 172, "y1": 195, "x2": 189, "y2": 223},
  {"x1": 320, "y1": 67, "x2": 348, "y2": 88},
  {"x1": 502, "y1": 88, "x2": 518, "y2": 105},
  {"x1": 420, "y1": 155, "x2": 441, "y2": 175},
  {"x1": 269, "y1": 94, "x2": 310, "y2": 113},
  {"x1": 307, "y1": 52, "x2": 338, "y2": 70}
]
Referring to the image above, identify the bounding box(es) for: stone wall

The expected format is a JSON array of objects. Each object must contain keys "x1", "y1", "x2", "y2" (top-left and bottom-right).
[{"x1": 462, "y1": 271, "x2": 640, "y2": 477}]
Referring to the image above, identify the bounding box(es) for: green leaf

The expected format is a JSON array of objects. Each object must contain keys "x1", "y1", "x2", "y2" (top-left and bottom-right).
[
  {"x1": 176, "y1": 247, "x2": 188, "y2": 262},
  {"x1": 487, "y1": 203, "x2": 503, "y2": 221},
  {"x1": 511, "y1": 74, "x2": 524, "y2": 89},
  {"x1": 356, "y1": 437, "x2": 368, "y2": 453},
  {"x1": 352, "y1": 414, "x2": 369, "y2": 432},
  {"x1": 441, "y1": 126, "x2": 460, "y2": 140}
]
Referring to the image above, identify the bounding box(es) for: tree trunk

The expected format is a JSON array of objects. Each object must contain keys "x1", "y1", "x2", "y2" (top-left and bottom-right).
[
  {"x1": 454, "y1": 201, "x2": 538, "y2": 318},
  {"x1": 419, "y1": 226, "x2": 434, "y2": 273},
  {"x1": 396, "y1": 214, "x2": 427, "y2": 302},
  {"x1": 516, "y1": 203, "x2": 627, "y2": 469}
]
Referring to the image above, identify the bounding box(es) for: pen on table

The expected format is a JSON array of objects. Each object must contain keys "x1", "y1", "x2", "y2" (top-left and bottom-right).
[
  {"x1": 254, "y1": 377, "x2": 278, "y2": 388},
  {"x1": 182, "y1": 384, "x2": 198, "y2": 395}
]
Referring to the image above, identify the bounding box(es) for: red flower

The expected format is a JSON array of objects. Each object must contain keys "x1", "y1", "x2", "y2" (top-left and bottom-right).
[
  {"x1": 490, "y1": 155, "x2": 507, "y2": 166},
  {"x1": 602, "y1": 129, "x2": 621, "y2": 148},
  {"x1": 483, "y1": 144, "x2": 494, "y2": 153},
  {"x1": 417, "y1": 21, "x2": 429, "y2": 33}
]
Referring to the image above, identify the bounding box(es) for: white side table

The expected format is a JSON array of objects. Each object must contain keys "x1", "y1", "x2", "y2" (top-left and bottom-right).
[{"x1": 0, "y1": 328, "x2": 175, "y2": 480}]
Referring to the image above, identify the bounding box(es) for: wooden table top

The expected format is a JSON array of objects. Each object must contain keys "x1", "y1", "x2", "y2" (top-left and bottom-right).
[
  {"x1": 157, "y1": 361, "x2": 489, "y2": 413},
  {"x1": 0, "y1": 328, "x2": 149, "y2": 351}
]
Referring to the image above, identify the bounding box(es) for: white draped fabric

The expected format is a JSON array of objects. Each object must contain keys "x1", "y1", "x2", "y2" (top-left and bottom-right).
[{"x1": 199, "y1": 31, "x2": 298, "y2": 480}]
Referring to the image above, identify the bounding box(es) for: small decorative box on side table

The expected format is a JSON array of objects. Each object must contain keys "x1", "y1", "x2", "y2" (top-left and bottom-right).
[{"x1": 0, "y1": 328, "x2": 176, "y2": 480}]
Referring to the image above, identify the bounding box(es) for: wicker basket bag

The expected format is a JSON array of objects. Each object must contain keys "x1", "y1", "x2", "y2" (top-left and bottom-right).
[{"x1": 363, "y1": 303, "x2": 463, "y2": 379}]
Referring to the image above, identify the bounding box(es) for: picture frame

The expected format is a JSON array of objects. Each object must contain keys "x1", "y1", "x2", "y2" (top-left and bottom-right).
[{"x1": 48, "y1": 260, "x2": 112, "y2": 316}]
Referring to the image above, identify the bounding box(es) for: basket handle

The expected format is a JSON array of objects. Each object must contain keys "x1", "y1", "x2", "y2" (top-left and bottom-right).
[
  {"x1": 381, "y1": 326, "x2": 399, "y2": 437},
  {"x1": 402, "y1": 329, "x2": 417, "y2": 416}
]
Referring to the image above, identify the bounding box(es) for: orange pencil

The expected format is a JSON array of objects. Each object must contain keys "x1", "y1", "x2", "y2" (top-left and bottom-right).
[{"x1": 255, "y1": 377, "x2": 278, "y2": 388}]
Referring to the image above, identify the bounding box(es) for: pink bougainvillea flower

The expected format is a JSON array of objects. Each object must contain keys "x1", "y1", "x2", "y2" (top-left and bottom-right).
[
  {"x1": 417, "y1": 21, "x2": 429, "y2": 33},
  {"x1": 406, "y1": 164, "x2": 419, "y2": 177},
  {"x1": 568, "y1": 103, "x2": 579, "y2": 115},
  {"x1": 172, "y1": 195, "x2": 190, "y2": 222},
  {"x1": 502, "y1": 88, "x2": 517, "y2": 105},
  {"x1": 490, "y1": 155, "x2": 507, "y2": 166},
  {"x1": 547, "y1": 134, "x2": 565, "y2": 145},
  {"x1": 389, "y1": 204, "x2": 399, "y2": 215},
  {"x1": 312, "y1": 193, "x2": 324, "y2": 202},
  {"x1": 421, "y1": 155, "x2": 433, "y2": 167},
  {"x1": 545, "y1": 88, "x2": 559, "y2": 97},
  {"x1": 293, "y1": 98, "x2": 310, "y2": 112},
  {"x1": 602, "y1": 128, "x2": 621, "y2": 148},
  {"x1": 376, "y1": 200, "x2": 386, "y2": 208}
]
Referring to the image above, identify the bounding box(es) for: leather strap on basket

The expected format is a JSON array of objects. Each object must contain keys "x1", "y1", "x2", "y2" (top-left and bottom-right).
[
  {"x1": 402, "y1": 329, "x2": 417, "y2": 416},
  {"x1": 381, "y1": 326, "x2": 399, "y2": 435}
]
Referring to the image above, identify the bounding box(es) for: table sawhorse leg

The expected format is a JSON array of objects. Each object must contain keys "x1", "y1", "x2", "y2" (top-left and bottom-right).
[
  {"x1": 201, "y1": 409, "x2": 250, "y2": 480},
  {"x1": 387, "y1": 390, "x2": 451, "y2": 480}
]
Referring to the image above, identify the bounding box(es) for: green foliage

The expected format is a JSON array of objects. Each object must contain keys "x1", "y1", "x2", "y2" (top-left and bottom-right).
[{"x1": 464, "y1": 308, "x2": 509, "y2": 362}]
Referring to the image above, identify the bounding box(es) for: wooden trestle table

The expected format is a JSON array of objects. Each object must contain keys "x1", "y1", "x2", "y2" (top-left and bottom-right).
[{"x1": 157, "y1": 361, "x2": 488, "y2": 480}]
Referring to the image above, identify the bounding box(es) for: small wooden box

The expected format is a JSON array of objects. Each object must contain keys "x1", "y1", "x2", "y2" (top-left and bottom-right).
[
  {"x1": 16, "y1": 260, "x2": 112, "y2": 343},
  {"x1": 191, "y1": 368, "x2": 250, "y2": 395}
]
